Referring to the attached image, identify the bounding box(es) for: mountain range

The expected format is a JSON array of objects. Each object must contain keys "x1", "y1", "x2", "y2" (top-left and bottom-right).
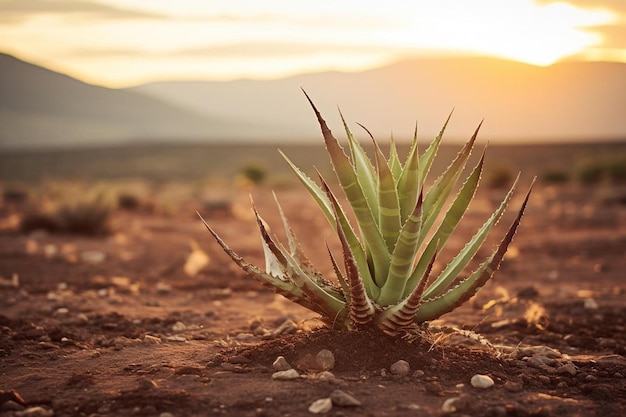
[{"x1": 1, "y1": 52, "x2": 625, "y2": 149}]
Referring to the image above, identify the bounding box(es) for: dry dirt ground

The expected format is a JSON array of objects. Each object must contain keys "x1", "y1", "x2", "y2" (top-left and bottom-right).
[{"x1": 1, "y1": 184, "x2": 625, "y2": 417}]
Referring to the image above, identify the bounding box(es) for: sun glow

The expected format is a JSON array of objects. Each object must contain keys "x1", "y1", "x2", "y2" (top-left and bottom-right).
[
  {"x1": 0, "y1": 0, "x2": 620, "y2": 86},
  {"x1": 392, "y1": 1, "x2": 616, "y2": 66}
]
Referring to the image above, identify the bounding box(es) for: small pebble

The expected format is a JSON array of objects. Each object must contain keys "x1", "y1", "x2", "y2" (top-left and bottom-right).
[
  {"x1": 330, "y1": 389, "x2": 361, "y2": 407},
  {"x1": 470, "y1": 374, "x2": 494, "y2": 389},
  {"x1": 81, "y1": 250, "x2": 106, "y2": 264},
  {"x1": 271, "y1": 369, "x2": 300, "y2": 380},
  {"x1": 272, "y1": 356, "x2": 292, "y2": 371},
  {"x1": 235, "y1": 333, "x2": 256, "y2": 342},
  {"x1": 584, "y1": 298, "x2": 599, "y2": 310},
  {"x1": 527, "y1": 355, "x2": 554, "y2": 369},
  {"x1": 441, "y1": 397, "x2": 460, "y2": 413},
  {"x1": 308, "y1": 398, "x2": 332, "y2": 414},
  {"x1": 172, "y1": 321, "x2": 186, "y2": 332},
  {"x1": 317, "y1": 371, "x2": 336, "y2": 380},
  {"x1": 557, "y1": 363, "x2": 578, "y2": 376},
  {"x1": 316, "y1": 349, "x2": 335, "y2": 371},
  {"x1": 390, "y1": 360, "x2": 411, "y2": 377}
]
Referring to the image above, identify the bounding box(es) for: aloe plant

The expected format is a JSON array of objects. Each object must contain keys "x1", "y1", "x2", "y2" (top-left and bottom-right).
[{"x1": 199, "y1": 91, "x2": 534, "y2": 335}]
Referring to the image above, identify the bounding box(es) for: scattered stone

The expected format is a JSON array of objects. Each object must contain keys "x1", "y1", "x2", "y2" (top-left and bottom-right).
[
  {"x1": 412, "y1": 369, "x2": 425, "y2": 378},
  {"x1": 172, "y1": 321, "x2": 186, "y2": 332},
  {"x1": 317, "y1": 371, "x2": 337, "y2": 381},
  {"x1": 156, "y1": 282, "x2": 172, "y2": 293},
  {"x1": 527, "y1": 354, "x2": 557, "y2": 369},
  {"x1": 584, "y1": 298, "x2": 599, "y2": 310},
  {"x1": 113, "y1": 336, "x2": 140, "y2": 350},
  {"x1": 164, "y1": 335, "x2": 186, "y2": 342},
  {"x1": 441, "y1": 397, "x2": 460, "y2": 414},
  {"x1": 316, "y1": 349, "x2": 335, "y2": 371},
  {"x1": 308, "y1": 398, "x2": 332, "y2": 414},
  {"x1": 143, "y1": 334, "x2": 162, "y2": 344},
  {"x1": 470, "y1": 374, "x2": 495, "y2": 389},
  {"x1": 390, "y1": 360, "x2": 411, "y2": 377},
  {"x1": 272, "y1": 319, "x2": 298, "y2": 337},
  {"x1": 272, "y1": 356, "x2": 292, "y2": 371},
  {"x1": 330, "y1": 389, "x2": 361, "y2": 407},
  {"x1": 235, "y1": 333, "x2": 256, "y2": 342},
  {"x1": 557, "y1": 363, "x2": 578, "y2": 376},
  {"x1": 183, "y1": 245, "x2": 210, "y2": 277},
  {"x1": 81, "y1": 250, "x2": 106, "y2": 264},
  {"x1": 271, "y1": 369, "x2": 300, "y2": 380},
  {"x1": 15, "y1": 406, "x2": 54, "y2": 417},
  {"x1": 503, "y1": 380, "x2": 524, "y2": 392},
  {"x1": 518, "y1": 345, "x2": 562, "y2": 359}
]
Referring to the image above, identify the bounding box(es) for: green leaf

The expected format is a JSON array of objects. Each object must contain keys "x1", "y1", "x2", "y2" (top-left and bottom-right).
[
  {"x1": 419, "y1": 111, "x2": 453, "y2": 183},
  {"x1": 303, "y1": 90, "x2": 390, "y2": 286},
  {"x1": 197, "y1": 211, "x2": 323, "y2": 314},
  {"x1": 318, "y1": 173, "x2": 380, "y2": 299},
  {"x1": 404, "y1": 148, "x2": 486, "y2": 298},
  {"x1": 396, "y1": 124, "x2": 421, "y2": 224},
  {"x1": 377, "y1": 243, "x2": 438, "y2": 333},
  {"x1": 418, "y1": 122, "x2": 481, "y2": 249},
  {"x1": 377, "y1": 191, "x2": 423, "y2": 306},
  {"x1": 342, "y1": 115, "x2": 379, "y2": 224},
  {"x1": 279, "y1": 150, "x2": 334, "y2": 226},
  {"x1": 423, "y1": 172, "x2": 520, "y2": 299},
  {"x1": 372, "y1": 135, "x2": 402, "y2": 253},
  {"x1": 414, "y1": 179, "x2": 534, "y2": 322},
  {"x1": 388, "y1": 133, "x2": 403, "y2": 182}
]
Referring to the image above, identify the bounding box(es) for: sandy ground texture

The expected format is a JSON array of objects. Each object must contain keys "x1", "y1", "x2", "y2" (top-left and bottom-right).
[{"x1": 1, "y1": 184, "x2": 625, "y2": 417}]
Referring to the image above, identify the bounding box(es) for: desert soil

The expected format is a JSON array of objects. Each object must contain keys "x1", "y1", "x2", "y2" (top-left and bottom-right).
[{"x1": 1, "y1": 184, "x2": 625, "y2": 417}]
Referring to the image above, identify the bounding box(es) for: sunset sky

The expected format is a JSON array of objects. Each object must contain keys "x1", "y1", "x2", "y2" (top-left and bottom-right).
[{"x1": 0, "y1": 0, "x2": 624, "y2": 88}]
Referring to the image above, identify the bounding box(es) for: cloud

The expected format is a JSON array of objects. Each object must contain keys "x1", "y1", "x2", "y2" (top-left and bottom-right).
[
  {"x1": 174, "y1": 42, "x2": 403, "y2": 59},
  {"x1": 535, "y1": 0, "x2": 626, "y2": 15},
  {"x1": 591, "y1": 23, "x2": 626, "y2": 48},
  {"x1": 0, "y1": 0, "x2": 165, "y2": 23},
  {"x1": 63, "y1": 42, "x2": 404, "y2": 60},
  {"x1": 534, "y1": 1, "x2": 626, "y2": 51}
]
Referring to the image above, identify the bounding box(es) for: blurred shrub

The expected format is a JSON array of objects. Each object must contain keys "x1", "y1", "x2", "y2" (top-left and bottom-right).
[
  {"x1": 578, "y1": 157, "x2": 626, "y2": 185},
  {"x1": 117, "y1": 192, "x2": 141, "y2": 210},
  {"x1": 608, "y1": 158, "x2": 626, "y2": 182},
  {"x1": 239, "y1": 162, "x2": 267, "y2": 185},
  {"x1": 20, "y1": 191, "x2": 112, "y2": 236},
  {"x1": 2, "y1": 187, "x2": 29, "y2": 205},
  {"x1": 540, "y1": 169, "x2": 570, "y2": 185},
  {"x1": 486, "y1": 165, "x2": 514, "y2": 189}
]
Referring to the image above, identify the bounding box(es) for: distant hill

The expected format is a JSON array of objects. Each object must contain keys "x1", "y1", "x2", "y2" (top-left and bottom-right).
[
  {"x1": 0, "y1": 53, "x2": 258, "y2": 149},
  {"x1": 130, "y1": 57, "x2": 626, "y2": 144},
  {"x1": 1, "y1": 52, "x2": 625, "y2": 150}
]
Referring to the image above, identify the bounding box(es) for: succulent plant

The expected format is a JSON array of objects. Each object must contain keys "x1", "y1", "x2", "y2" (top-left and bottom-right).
[{"x1": 199, "y1": 91, "x2": 534, "y2": 335}]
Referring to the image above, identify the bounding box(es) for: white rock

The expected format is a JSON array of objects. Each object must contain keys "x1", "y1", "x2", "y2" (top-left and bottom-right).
[
  {"x1": 308, "y1": 398, "x2": 332, "y2": 414},
  {"x1": 172, "y1": 321, "x2": 187, "y2": 332},
  {"x1": 330, "y1": 389, "x2": 361, "y2": 407},
  {"x1": 584, "y1": 298, "x2": 599, "y2": 310},
  {"x1": 272, "y1": 356, "x2": 292, "y2": 371},
  {"x1": 442, "y1": 397, "x2": 460, "y2": 413},
  {"x1": 316, "y1": 349, "x2": 335, "y2": 371},
  {"x1": 81, "y1": 250, "x2": 106, "y2": 264},
  {"x1": 390, "y1": 360, "x2": 411, "y2": 376},
  {"x1": 470, "y1": 374, "x2": 495, "y2": 389},
  {"x1": 271, "y1": 369, "x2": 300, "y2": 380},
  {"x1": 317, "y1": 371, "x2": 336, "y2": 380}
]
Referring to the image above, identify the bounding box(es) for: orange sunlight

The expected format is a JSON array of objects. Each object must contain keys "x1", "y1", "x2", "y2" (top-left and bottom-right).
[{"x1": 0, "y1": 0, "x2": 620, "y2": 86}]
